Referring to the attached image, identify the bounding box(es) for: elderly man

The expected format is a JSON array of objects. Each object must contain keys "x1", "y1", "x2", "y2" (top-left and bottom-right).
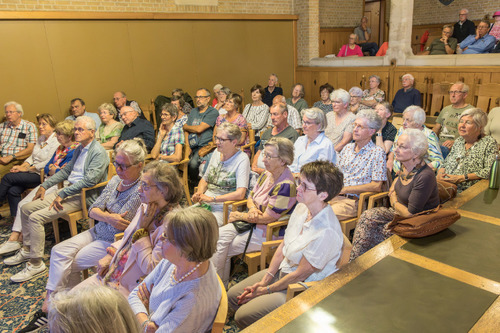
[
  {"x1": 354, "y1": 16, "x2": 379, "y2": 56},
  {"x1": 329, "y1": 109, "x2": 387, "y2": 220},
  {"x1": 113, "y1": 91, "x2": 145, "y2": 122},
  {"x1": 0, "y1": 101, "x2": 37, "y2": 178},
  {"x1": 116, "y1": 106, "x2": 155, "y2": 152},
  {"x1": 452, "y1": 8, "x2": 476, "y2": 43},
  {"x1": 65, "y1": 98, "x2": 101, "y2": 128},
  {"x1": 184, "y1": 88, "x2": 219, "y2": 188},
  {"x1": 266, "y1": 95, "x2": 302, "y2": 134},
  {"x1": 423, "y1": 25, "x2": 457, "y2": 55},
  {"x1": 433, "y1": 82, "x2": 473, "y2": 159},
  {"x1": 262, "y1": 74, "x2": 284, "y2": 107},
  {"x1": 251, "y1": 102, "x2": 299, "y2": 175},
  {"x1": 391, "y1": 74, "x2": 421, "y2": 114},
  {"x1": 459, "y1": 20, "x2": 496, "y2": 54},
  {"x1": 4, "y1": 116, "x2": 109, "y2": 282}
]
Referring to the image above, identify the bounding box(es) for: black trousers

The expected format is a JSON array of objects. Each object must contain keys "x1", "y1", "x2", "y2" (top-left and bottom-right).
[{"x1": 0, "y1": 171, "x2": 41, "y2": 216}]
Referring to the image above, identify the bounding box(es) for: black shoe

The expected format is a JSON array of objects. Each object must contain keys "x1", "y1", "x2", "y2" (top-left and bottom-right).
[{"x1": 19, "y1": 310, "x2": 48, "y2": 333}]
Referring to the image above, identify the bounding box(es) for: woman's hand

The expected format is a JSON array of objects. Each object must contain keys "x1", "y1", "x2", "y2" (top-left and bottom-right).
[
  {"x1": 11, "y1": 164, "x2": 29, "y2": 173},
  {"x1": 48, "y1": 164, "x2": 58, "y2": 176},
  {"x1": 191, "y1": 192, "x2": 203, "y2": 203},
  {"x1": 237, "y1": 281, "x2": 267, "y2": 305},
  {"x1": 107, "y1": 211, "x2": 131, "y2": 231},
  {"x1": 247, "y1": 207, "x2": 262, "y2": 223},
  {"x1": 439, "y1": 173, "x2": 464, "y2": 184},
  {"x1": 138, "y1": 282, "x2": 154, "y2": 309},
  {"x1": 158, "y1": 123, "x2": 168, "y2": 138},
  {"x1": 97, "y1": 254, "x2": 113, "y2": 278},
  {"x1": 197, "y1": 193, "x2": 214, "y2": 203},
  {"x1": 144, "y1": 321, "x2": 159, "y2": 333},
  {"x1": 138, "y1": 203, "x2": 157, "y2": 230}
]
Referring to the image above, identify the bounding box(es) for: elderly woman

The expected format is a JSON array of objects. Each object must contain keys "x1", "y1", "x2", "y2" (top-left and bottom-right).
[
  {"x1": 128, "y1": 206, "x2": 221, "y2": 333},
  {"x1": 212, "y1": 137, "x2": 297, "y2": 286},
  {"x1": 387, "y1": 106, "x2": 443, "y2": 174},
  {"x1": 373, "y1": 101, "x2": 397, "y2": 154},
  {"x1": 0, "y1": 114, "x2": 59, "y2": 221},
  {"x1": 437, "y1": 108, "x2": 498, "y2": 193},
  {"x1": 338, "y1": 33, "x2": 363, "y2": 57},
  {"x1": 171, "y1": 95, "x2": 188, "y2": 127},
  {"x1": 289, "y1": 108, "x2": 336, "y2": 174},
  {"x1": 312, "y1": 83, "x2": 334, "y2": 115},
  {"x1": 350, "y1": 129, "x2": 440, "y2": 260},
  {"x1": 48, "y1": 286, "x2": 140, "y2": 333},
  {"x1": 96, "y1": 103, "x2": 123, "y2": 150},
  {"x1": 151, "y1": 103, "x2": 184, "y2": 163},
  {"x1": 215, "y1": 86, "x2": 231, "y2": 115},
  {"x1": 20, "y1": 160, "x2": 183, "y2": 332},
  {"x1": 228, "y1": 161, "x2": 345, "y2": 329},
  {"x1": 0, "y1": 120, "x2": 78, "y2": 255},
  {"x1": 325, "y1": 89, "x2": 356, "y2": 152},
  {"x1": 242, "y1": 84, "x2": 270, "y2": 137},
  {"x1": 192, "y1": 122, "x2": 250, "y2": 226},
  {"x1": 360, "y1": 75, "x2": 386, "y2": 109},
  {"x1": 490, "y1": 11, "x2": 500, "y2": 41},
  {"x1": 215, "y1": 93, "x2": 249, "y2": 151},
  {"x1": 485, "y1": 106, "x2": 500, "y2": 146},
  {"x1": 286, "y1": 83, "x2": 308, "y2": 115},
  {"x1": 349, "y1": 86, "x2": 363, "y2": 114}
]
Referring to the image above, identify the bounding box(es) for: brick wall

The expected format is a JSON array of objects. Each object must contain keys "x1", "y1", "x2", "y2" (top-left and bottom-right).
[
  {"x1": 296, "y1": 0, "x2": 320, "y2": 66},
  {"x1": 413, "y1": 0, "x2": 499, "y2": 25},
  {"x1": 319, "y1": 0, "x2": 364, "y2": 28}
]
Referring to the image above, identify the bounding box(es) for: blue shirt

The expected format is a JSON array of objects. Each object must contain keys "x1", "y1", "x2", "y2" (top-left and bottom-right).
[
  {"x1": 392, "y1": 87, "x2": 422, "y2": 114},
  {"x1": 460, "y1": 34, "x2": 496, "y2": 54},
  {"x1": 289, "y1": 132, "x2": 336, "y2": 173},
  {"x1": 66, "y1": 111, "x2": 102, "y2": 129}
]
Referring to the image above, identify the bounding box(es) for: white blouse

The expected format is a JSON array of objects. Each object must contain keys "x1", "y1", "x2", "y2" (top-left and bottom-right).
[{"x1": 24, "y1": 132, "x2": 59, "y2": 174}]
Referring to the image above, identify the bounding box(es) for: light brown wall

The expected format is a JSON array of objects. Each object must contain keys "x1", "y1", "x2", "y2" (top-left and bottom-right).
[{"x1": 319, "y1": 0, "x2": 364, "y2": 28}]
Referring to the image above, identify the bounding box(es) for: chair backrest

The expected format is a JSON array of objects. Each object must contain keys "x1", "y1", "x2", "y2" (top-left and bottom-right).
[
  {"x1": 336, "y1": 234, "x2": 352, "y2": 269},
  {"x1": 211, "y1": 274, "x2": 228, "y2": 333},
  {"x1": 429, "y1": 82, "x2": 452, "y2": 116},
  {"x1": 474, "y1": 83, "x2": 500, "y2": 113},
  {"x1": 391, "y1": 115, "x2": 403, "y2": 130}
]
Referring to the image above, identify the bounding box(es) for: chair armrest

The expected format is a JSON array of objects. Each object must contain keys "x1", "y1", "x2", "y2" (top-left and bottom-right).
[
  {"x1": 286, "y1": 281, "x2": 317, "y2": 301},
  {"x1": 357, "y1": 191, "x2": 376, "y2": 217},
  {"x1": 81, "y1": 181, "x2": 110, "y2": 219},
  {"x1": 260, "y1": 240, "x2": 283, "y2": 270},
  {"x1": 114, "y1": 232, "x2": 124, "y2": 242},
  {"x1": 231, "y1": 199, "x2": 248, "y2": 210},
  {"x1": 265, "y1": 219, "x2": 289, "y2": 241},
  {"x1": 222, "y1": 201, "x2": 236, "y2": 225},
  {"x1": 367, "y1": 191, "x2": 390, "y2": 210}
]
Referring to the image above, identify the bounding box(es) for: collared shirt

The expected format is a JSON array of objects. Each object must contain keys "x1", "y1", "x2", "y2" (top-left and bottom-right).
[
  {"x1": 65, "y1": 111, "x2": 102, "y2": 129},
  {"x1": 460, "y1": 34, "x2": 497, "y2": 54},
  {"x1": 67, "y1": 142, "x2": 90, "y2": 184},
  {"x1": 262, "y1": 86, "x2": 284, "y2": 107},
  {"x1": 0, "y1": 119, "x2": 38, "y2": 156},
  {"x1": 25, "y1": 132, "x2": 60, "y2": 173},
  {"x1": 175, "y1": 114, "x2": 188, "y2": 127},
  {"x1": 159, "y1": 123, "x2": 184, "y2": 156},
  {"x1": 290, "y1": 132, "x2": 336, "y2": 173},
  {"x1": 117, "y1": 117, "x2": 156, "y2": 151},
  {"x1": 337, "y1": 141, "x2": 387, "y2": 196},
  {"x1": 266, "y1": 104, "x2": 302, "y2": 130}
]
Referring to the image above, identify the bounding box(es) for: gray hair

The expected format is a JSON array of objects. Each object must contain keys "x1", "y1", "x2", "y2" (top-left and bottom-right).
[
  {"x1": 48, "y1": 286, "x2": 140, "y2": 333},
  {"x1": 369, "y1": 75, "x2": 381, "y2": 84},
  {"x1": 349, "y1": 87, "x2": 363, "y2": 97},
  {"x1": 291, "y1": 84, "x2": 305, "y2": 98},
  {"x1": 213, "y1": 83, "x2": 223, "y2": 91},
  {"x1": 330, "y1": 88, "x2": 351, "y2": 105},
  {"x1": 161, "y1": 103, "x2": 178, "y2": 119},
  {"x1": 264, "y1": 137, "x2": 294, "y2": 166},
  {"x1": 143, "y1": 161, "x2": 183, "y2": 208},
  {"x1": 356, "y1": 109, "x2": 383, "y2": 131},
  {"x1": 4, "y1": 101, "x2": 23, "y2": 116},
  {"x1": 97, "y1": 103, "x2": 118, "y2": 117},
  {"x1": 460, "y1": 108, "x2": 488, "y2": 135},
  {"x1": 75, "y1": 115, "x2": 96, "y2": 131},
  {"x1": 303, "y1": 107, "x2": 328, "y2": 132},
  {"x1": 270, "y1": 73, "x2": 279, "y2": 82},
  {"x1": 461, "y1": 8, "x2": 469, "y2": 14},
  {"x1": 401, "y1": 128, "x2": 429, "y2": 159},
  {"x1": 219, "y1": 87, "x2": 231, "y2": 97},
  {"x1": 114, "y1": 138, "x2": 147, "y2": 165},
  {"x1": 403, "y1": 105, "x2": 426, "y2": 127},
  {"x1": 218, "y1": 122, "x2": 242, "y2": 142},
  {"x1": 453, "y1": 81, "x2": 469, "y2": 93},
  {"x1": 402, "y1": 73, "x2": 415, "y2": 82}
]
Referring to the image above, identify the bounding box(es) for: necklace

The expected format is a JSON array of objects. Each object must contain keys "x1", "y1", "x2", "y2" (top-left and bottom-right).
[
  {"x1": 121, "y1": 177, "x2": 140, "y2": 188},
  {"x1": 170, "y1": 262, "x2": 203, "y2": 285}
]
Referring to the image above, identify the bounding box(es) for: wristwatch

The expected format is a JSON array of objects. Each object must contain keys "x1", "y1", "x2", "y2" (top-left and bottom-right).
[
  {"x1": 464, "y1": 174, "x2": 469, "y2": 181},
  {"x1": 377, "y1": 132, "x2": 383, "y2": 137},
  {"x1": 10, "y1": 154, "x2": 16, "y2": 161}
]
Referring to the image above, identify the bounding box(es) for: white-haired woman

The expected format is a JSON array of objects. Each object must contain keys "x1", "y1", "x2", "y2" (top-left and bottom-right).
[
  {"x1": 325, "y1": 89, "x2": 356, "y2": 152},
  {"x1": 96, "y1": 103, "x2": 123, "y2": 150},
  {"x1": 387, "y1": 105, "x2": 443, "y2": 174},
  {"x1": 437, "y1": 108, "x2": 498, "y2": 193},
  {"x1": 289, "y1": 108, "x2": 336, "y2": 174},
  {"x1": 286, "y1": 84, "x2": 308, "y2": 115},
  {"x1": 350, "y1": 129, "x2": 440, "y2": 260},
  {"x1": 360, "y1": 75, "x2": 386, "y2": 109},
  {"x1": 349, "y1": 87, "x2": 363, "y2": 114}
]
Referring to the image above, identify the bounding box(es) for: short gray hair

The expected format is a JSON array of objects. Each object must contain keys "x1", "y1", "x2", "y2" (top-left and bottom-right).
[
  {"x1": 460, "y1": 108, "x2": 488, "y2": 135},
  {"x1": 403, "y1": 105, "x2": 426, "y2": 127},
  {"x1": 218, "y1": 122, "x2": 242, "y2": 142},
  {"x1": 356, "y1": 109, "x2": 383, "y2": 131},
  {"x1": 303, "y1": 107, "x2": 328, "y2": 132},
  {"x1": 161, "y1": 103, "x2": 178, "y2": 119},
  {"x1": 349, "y1": 87, "x2": 363, "y2": 97},
  {"x1": 369, "y1": 75, "x2": 381, "y2": 84},
  {"x1": 75, "y1": 115, "x2": 96, "y2": 131},
  {"x1": 264, "y1": 137, "x2": 294, "y2": 166},
  {"x1": 97, "y1": 103, "x2": 118, "y2": 117},
  {"x1": 4, "y1": 101, "x2": 23, "y2": 116},
  {"x1": 401, "y1": 128, "x2": 428, "y2": 159},
  {"x1": 402, "y1": 73, "x2": 415, "y2": 83},
  {"x1": 115, "y1": 138, "x2": 147, "y2": 165},
  {"x1": 143, "y1": 161, "x2": 183, "y2": 208},
  {"x1": 330, "y1": 89, "x2": 350, "y2": 105},
  {"x1": 453, "y1": 81, "x2": 469, "y2": 93}
]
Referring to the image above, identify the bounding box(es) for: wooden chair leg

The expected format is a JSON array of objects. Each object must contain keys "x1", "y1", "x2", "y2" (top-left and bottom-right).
[
  {"x1": 52, "y1": 219, "x2": 60, "y2": 244},
  {"x1": 244, "y1": 252, "x2": 261, "y2": 276},
  {"x1": 69, "y1": 216, "x2": 79, "y2": 238}
]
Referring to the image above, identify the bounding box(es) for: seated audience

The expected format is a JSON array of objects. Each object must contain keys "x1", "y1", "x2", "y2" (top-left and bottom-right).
[
  {"x1": 215, "y1": 93, "x2": 249, "y2": 153},
  {"x1": 267, "y1": 95, "x2": 302, "y2": 134},
  {"x1": 153, "y1": 89, "x2": 192, "y2": 128},
  {"x1": 4, "y1": 116, "x2": 109, "y2": 283},
  {"x1": 373, "y1": 101, "x2": 397, "y2": 154},
  {"x1": 338, "y1": 34, "x2": 363, "y2": 57},
  {"x1": 212, "y1": 137, "x2": 297, "y2": 286},
  {"x1": 65, "y1": 98, "x2": 101, "y2": 128},
  {"x1": 376, "y1": 41, "x2": 389, "y2": 56},
  {"x1": 0, "y1": 120, "x2": 78, "y2": 256},
  {"x1": 349, "y1": 87, "x2": 363, "y2": 114},
  {"x1": 485, "y1": 106, "x2": 500, "y2": 146},
  {"x1": 490, "y1": 11, "x2": 500, "y2": 41},
  {"x1": 387, "y1": 106, "x2": 443, "y2": 174},
  {"x1": 171, "y1": 95, "x2": 189, "y2": 127},
  {"x1": 116, "y1": 106, "x2": 155, "y2": 152},
  {"x1": 312, "y1": 83, "x2": 334, "y2": 115},
  {"x1": 452, "y1": 8, "x2": 476, "y2": 44},
  {"x1": 286, "y1": 84, "x2": 308, "y2": 115},
  {"x1": 48, "y1": 286, "x2": 140, "y2": 333},
  {"x1": 151, "y1": 103, "x2": 184, "y2": 163},
  {"x1": 227, "y1": 161, "x2": 344, "y2": 329},
  {"x1": 212, "y1": 83, "x2": 223, "y2": 107},
  {"x1": 128, "y1": 206, "x2": 221, "y2": 333},
  {"x1": 392, "y1": 74, "x2": 421, "y2": 114},
  {"x1": 0, "y1": 101, "x2": 37, "y2": 178},
  {"x1": 263, "y1": 74, "x2": 284, "y2": 107},
  {"x1": 433, "y1": 82, "x2": 473, "y2": 158},
  {"x1": 113, "y1": 91, "x2": 144, "y2": 122},
  {"x1": 191, "y1": 123, "x2": 250, "y2": 226},
  {"x1": 242, "y1": 84, "x2": 270, "y2": 137},
  {"x1": 96, "y1": 103, "x2": 123, "y2": 150},
  {"x1": 360, "y1": 75, "x2": 386, "y2": 109},
  {"x1": 171, "y1": 88, "x2": 194, "y2": 110},
  {"x1": 290, "y1": 108, "x2": 336, "y2": 174},
  {"x1": 215, "y1": 86, "x2": 231, "y2": 115},
  {"x1": 354, "y1": 16, "x2": 379, "y2": 56},
  {"x1": 252, "y1": 103, "x2": 299, "y2": 176},
  {"x1": 0, "y1": 114, "x2": 58, "y2": 222},
  {"x1": 325, "y1": 89, "x2": 356, "y2": 152},
  {"x1": 330, "y1": 110, "x2": 387, "y2": 220},
  {"x1": 350, "y1": 129, "x2": 440, "y2": 260},
  {"x1": 459, "y1": 20, "x2": 496, "y2": 54},
  {"x1": 437, "y1": 108, "x2": 498, "y2": 193},
  {"x1": 422, "y1": 25, "x2": 457, "y2": 55}
]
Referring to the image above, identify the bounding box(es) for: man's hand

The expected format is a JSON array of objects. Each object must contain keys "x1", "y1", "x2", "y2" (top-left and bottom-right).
[
  {"x1": 49, "y1": 195, "x2": 64, "y2": 212},
  {"x1": 33, "y1": 187, "x2": 46, "y2": 201},
  {"x1": 0, "y1": 156, "x2": 14, "y2": 165}
]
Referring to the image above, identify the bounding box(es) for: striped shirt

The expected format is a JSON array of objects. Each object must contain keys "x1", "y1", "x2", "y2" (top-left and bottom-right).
[{"x1": 0, "y1": 119, "x2": 37, "y2": 156}]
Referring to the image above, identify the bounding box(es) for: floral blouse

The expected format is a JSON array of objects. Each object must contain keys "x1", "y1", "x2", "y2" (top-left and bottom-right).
[{"x1": 359, "y1": 89, "x2": 385, "y2": 110}]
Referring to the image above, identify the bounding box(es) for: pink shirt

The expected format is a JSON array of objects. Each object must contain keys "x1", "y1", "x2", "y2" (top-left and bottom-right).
[
  {"x1": 489, "y1": 24, "x2": 500, "y2": 41},
  {"x1": 337, "y1": 44, "x2": 363, "y2": 57}
]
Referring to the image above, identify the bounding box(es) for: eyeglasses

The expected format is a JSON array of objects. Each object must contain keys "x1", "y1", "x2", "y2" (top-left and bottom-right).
[
  {"x1": 262, "y1": 152, "x2": 280, "y2": 159},
  {"x1": 5, "y1": 111, "x2": 18, "y2": 115},
  {"x1": 139, "y1": 180, "x2": 157, "y2": 191},
  {"x1": 353, "y1": 123, "x2": 370, "y2": 131},
  {"x1": 195, "y1": 95, "x2": 210, "y2": 99},
  {"x1": 350, "y1": 95, "x2": 361, "y2": 98},
  {"x1": 332, "y1": 100, "x2": 344, "y2": 104},
  {"x1": 296, "y1": 178, "x2": 317, "y2": 192},
  {"x1": 160, "y1": 232, "x2": 173, "y2": 243},
  {"x1": 74, "y1": 127, "x2": 89, "y2": 132},
  {"x1": 215, "y1": 136, "x2": 231, "y2": 143},
  {"x1": 113, "y1": 161, "x2": 136, "y2": 171},
  {"x1": 302, "y1": 120, "x2": 316, "y2": 126},
  {"x1": 448, "y1": 91, "x2": 465, "y2": 95}
]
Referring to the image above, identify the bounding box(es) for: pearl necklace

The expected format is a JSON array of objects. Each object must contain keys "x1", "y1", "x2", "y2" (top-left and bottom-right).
[
  {"x1": 170, "y1": 262, "x2": 202, "y2": 285},
  {"x1": 121, "y1": 177, "x2": 140, "y2": 188}
]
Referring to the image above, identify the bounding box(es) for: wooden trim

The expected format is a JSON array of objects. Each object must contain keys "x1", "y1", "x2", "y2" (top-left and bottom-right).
[
  {"x1": 0, "y1": 11, "x2": 298, "y2": 21},
  {"x1": 470, "y1": 297, "x2": 500, "y2": 333},
  {"x1": 320, "y1": 27, "x2": 356, "y2": 32},
  {"x1": 456, "y1": 210, "x2": 500, "y2": 227},
  {"x1": 293, "y1": 19, "x2": 298, "y2": 78}
]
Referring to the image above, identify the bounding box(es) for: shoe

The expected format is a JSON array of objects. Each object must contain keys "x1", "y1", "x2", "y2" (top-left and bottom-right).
[
  {"x1": 0, "y1": 240, "x2": 22, "y2": 256},
  {"x1": 18, "y1": 309, "x2": 48, "y2": 333},
  {"x1": 10, "y1": 262, "x2": 47, "y2": 282},
  {"x1": 3, "y1": 248, "x2": 29, "y2": 265}
]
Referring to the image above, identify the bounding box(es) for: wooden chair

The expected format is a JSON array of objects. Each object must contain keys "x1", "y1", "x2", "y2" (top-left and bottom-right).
[
  {"x1": 211, "y1": 274, "x2": 228, "y2": 333},
  {"x1": 140, "y1": 99, "x2": 156, "y2": 126},
  {"x1": 473, "y1": 83, "x2": 500, "y2": 113},
  {"x1": 391, "y1": 115, "x2": 403, "y2": 130},
  {"x1": 171, "y1": 132, "x2": 192, "y2": 205},
  {"x1": 339, "y1": 191, "x2": 377, "y2": 238},
  {"x1": 429, "y1": 82, "x2": 452, "y2": 116},
  {"x1": 240, "y1": 126, "x2": 256, "y2": 163}
]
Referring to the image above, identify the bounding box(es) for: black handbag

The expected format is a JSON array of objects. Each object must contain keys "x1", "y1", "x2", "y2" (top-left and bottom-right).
[{"x1": 232, "y1": 220, "x2": 254, "y2": 233}]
